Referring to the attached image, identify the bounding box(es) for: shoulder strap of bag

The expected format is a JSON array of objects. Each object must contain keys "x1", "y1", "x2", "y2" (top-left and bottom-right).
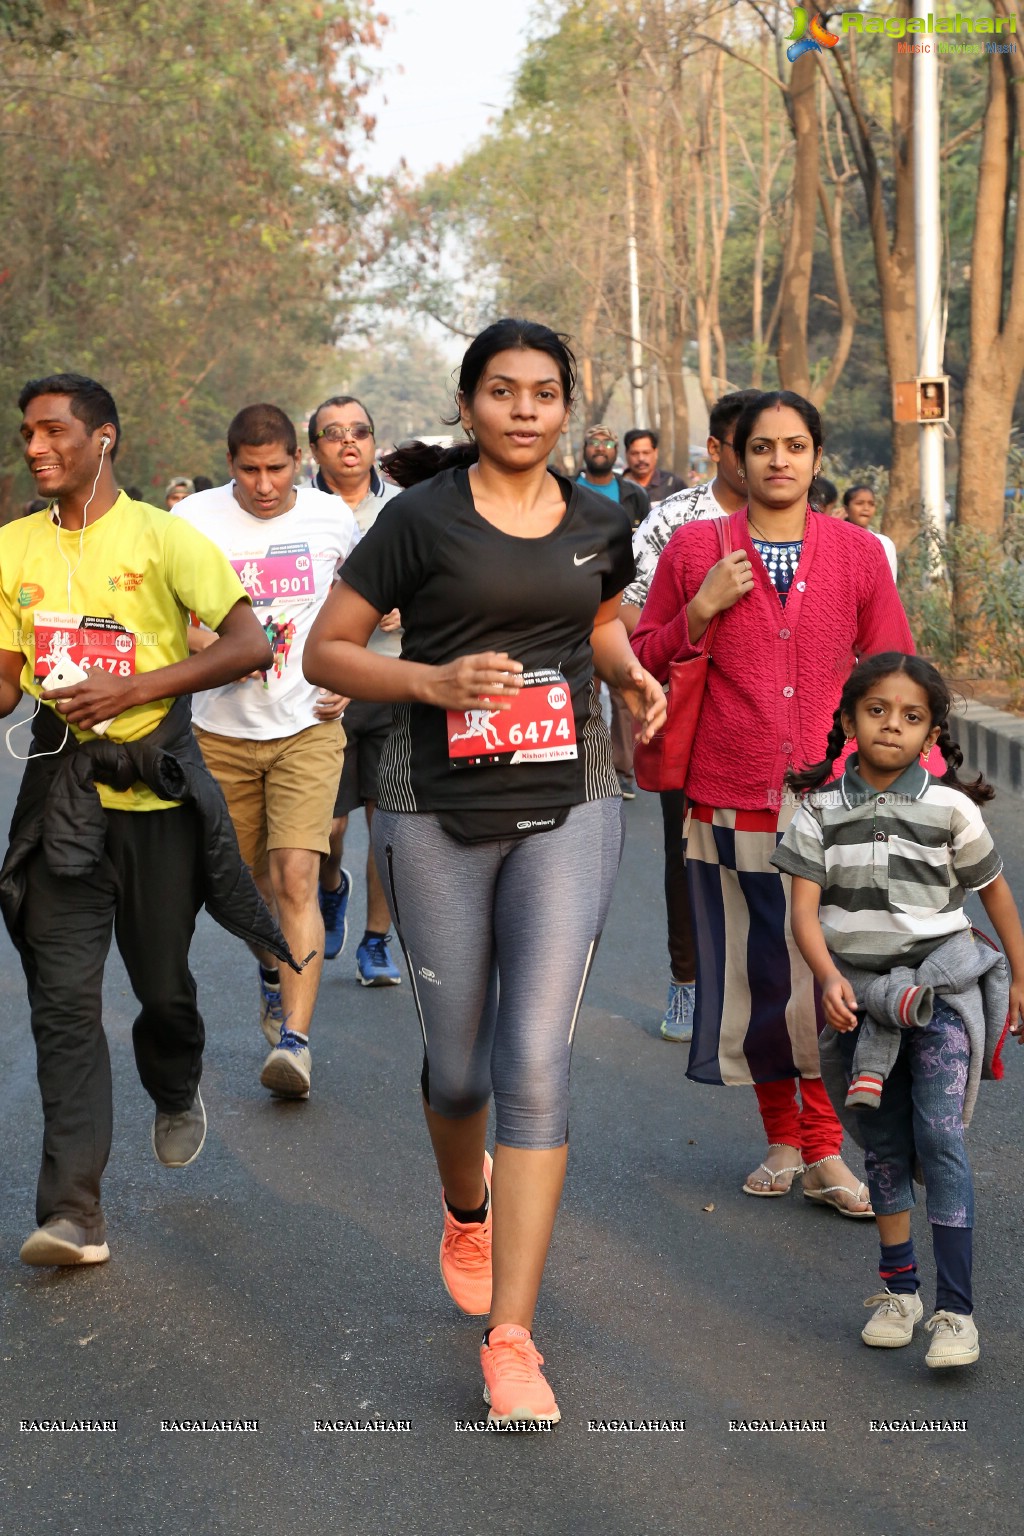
[{"x1": 697, "y1": 516, "x2": 732, "y2": 657}]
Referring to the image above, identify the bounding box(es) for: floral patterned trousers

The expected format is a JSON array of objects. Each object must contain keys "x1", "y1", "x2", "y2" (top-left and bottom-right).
[{"x1": 838, "y1": 997, "x2": 974, "y2": 1226}]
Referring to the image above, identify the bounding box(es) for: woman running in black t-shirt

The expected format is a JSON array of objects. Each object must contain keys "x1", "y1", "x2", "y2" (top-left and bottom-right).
[{"x1": 304, "y1": 318, "x2": 665, "y2": 1425}]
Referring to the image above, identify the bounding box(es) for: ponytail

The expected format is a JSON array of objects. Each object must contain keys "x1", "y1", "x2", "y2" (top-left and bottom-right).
[
  {"x1": 786, "y1": 708, "x2": 849, "y2": 797},
  {"x1": 934, "y1": 724, "x2": 995, "y2": 805},
  {"x1": 380, "y1": 439, "x2": 479, "y2": 488}
]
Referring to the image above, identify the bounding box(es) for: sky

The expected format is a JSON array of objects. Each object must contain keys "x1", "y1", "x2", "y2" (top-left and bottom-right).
[{"x1": 359, "y1": 0, "x2": 530, "y2": 178}]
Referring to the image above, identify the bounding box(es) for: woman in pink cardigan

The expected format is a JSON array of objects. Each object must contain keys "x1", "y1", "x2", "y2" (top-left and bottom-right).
[{"x1": 631, "y1": 392, "x2": 913, "y2": 1214}]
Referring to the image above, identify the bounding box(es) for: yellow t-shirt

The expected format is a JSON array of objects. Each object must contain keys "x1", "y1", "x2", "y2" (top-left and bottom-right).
[{"x1": 0, "y1": 492, "x2": 248, "y2": 810}]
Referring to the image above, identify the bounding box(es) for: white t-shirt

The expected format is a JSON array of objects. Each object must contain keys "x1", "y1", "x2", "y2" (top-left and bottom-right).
[
  {"x1": 872, "y1": 528, "x2": 898, "y2": 579},
  {"x1": 174, "y1": 482, "x2": 360, "y2": 739}
]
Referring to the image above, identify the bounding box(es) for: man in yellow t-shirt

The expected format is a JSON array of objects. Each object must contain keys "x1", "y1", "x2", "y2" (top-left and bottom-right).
[{"x1": 2, "y1": 372, "x2": 273, "y2": 1269}]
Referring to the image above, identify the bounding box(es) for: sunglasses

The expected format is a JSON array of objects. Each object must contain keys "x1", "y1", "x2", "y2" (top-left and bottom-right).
[
  {"x1": 314, "y1": 423, "x2": 373, "y2": 443},
  {"x1": 586, "y1": 437, "x2": 616, "y2": 449}
]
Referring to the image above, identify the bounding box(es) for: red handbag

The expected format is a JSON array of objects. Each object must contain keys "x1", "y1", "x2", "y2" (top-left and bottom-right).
[{"x1": 632, "y1": 516, "x2": 732, "y2": 794}]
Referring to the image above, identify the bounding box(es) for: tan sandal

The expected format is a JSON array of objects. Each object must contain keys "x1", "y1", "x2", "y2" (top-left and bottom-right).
[
  {"x1": 801, "y1": 1156, "x2": 875, "y2": 1219},
  {"x1": 742, "y1": 1143, "x2": 805, "y2": 1197}
]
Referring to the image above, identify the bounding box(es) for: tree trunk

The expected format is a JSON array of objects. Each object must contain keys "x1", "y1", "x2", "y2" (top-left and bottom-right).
[
  {"x1": 665, "y1": 328, "x2": 691, "y2": 480},
  {"x1": 822, "y1": 0, "x2": 919, "y2": 545},
  {"x1": 954, "y1": 34, "x2": 1024, "y2": 660},
  {"x1": 750, "y1": 49, "x2": 773, "y2": 389},
  {"x1": 776, "y1": 51, "x2": 817, "y2": 396},
  {"x1": 811, "y1": 178, "x2": 856, "y2": 409},
  {"x1": 957, "y1": 45, "x2": 1024, "y2": 539}
]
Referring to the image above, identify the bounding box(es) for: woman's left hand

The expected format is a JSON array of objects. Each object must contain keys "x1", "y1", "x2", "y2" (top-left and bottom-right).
[{"x1": 619, "y1": 662, "x2": 667, "y2": 744}]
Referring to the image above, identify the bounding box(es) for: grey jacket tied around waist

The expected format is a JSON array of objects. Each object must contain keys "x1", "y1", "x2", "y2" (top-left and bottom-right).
[
  {"x1": 819, "y1": 927, "x2": 1010, "y2": 1146},
  {"x1": 0, "y1": 694, "x2": 303, "y2": 971}
]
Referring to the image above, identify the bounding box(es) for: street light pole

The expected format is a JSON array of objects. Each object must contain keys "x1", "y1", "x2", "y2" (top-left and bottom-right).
[
  {"x1": 914, "y1": 0, "x2": 946, "y2": 546},
  {"x1": 625, "y1": 161, "x2": 645, "y2": 428}
]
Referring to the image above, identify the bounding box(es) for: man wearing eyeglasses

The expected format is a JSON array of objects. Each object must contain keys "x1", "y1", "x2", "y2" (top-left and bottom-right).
[
  {"x1": 308, "y1": 396, "x2": 403, "y2": 988},
  {"x1": 620, "y1": 389, "x2": 761, "y2": 1047},
  {"x1": 576, "y1": 424, "x2": 651, "y2": 531}
]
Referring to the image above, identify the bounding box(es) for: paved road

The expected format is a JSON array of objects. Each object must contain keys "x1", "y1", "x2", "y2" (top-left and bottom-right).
[{"x1": 1, "y1": 718, "x2": 1021, "y2": 1536}]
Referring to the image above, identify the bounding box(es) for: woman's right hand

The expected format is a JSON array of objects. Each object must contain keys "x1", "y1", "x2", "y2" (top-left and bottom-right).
[
  {"x1": 693, "y1": 551, "x2": 755, "y2": 621},
  {"x1": 421, "y1": 651, "x2": 524, "y2": 711}
]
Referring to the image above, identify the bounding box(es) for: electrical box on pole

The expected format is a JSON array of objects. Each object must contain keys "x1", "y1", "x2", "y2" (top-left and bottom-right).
[{"x1": 892, "y1": 376, "x2": 950, "y2": 425}]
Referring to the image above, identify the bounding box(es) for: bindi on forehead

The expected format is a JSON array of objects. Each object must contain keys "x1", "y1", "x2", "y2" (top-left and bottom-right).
[{"x1": 865, "y1": 687, "x2": 929, "y2": 708}]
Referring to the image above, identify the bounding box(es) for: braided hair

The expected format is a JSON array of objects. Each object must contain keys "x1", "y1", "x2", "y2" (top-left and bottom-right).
[{"x1": 786, "y1": 652, "x2": 995, "y2": 805}]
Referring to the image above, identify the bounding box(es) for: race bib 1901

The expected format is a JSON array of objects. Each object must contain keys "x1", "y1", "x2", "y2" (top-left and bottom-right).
[
  {"x1": 32, "y1": 610, "x2": 136, "y2": 680},
  {"x1": 232, "y1": 544, "x2": 315, "y2": 608},
  {"x1": 446, "y1": 668, "x2": 578, "y2": 769}
]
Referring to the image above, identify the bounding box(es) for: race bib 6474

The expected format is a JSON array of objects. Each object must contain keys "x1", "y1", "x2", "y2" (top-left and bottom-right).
[{"x1": 446, "y1": 668, "x2": 577, "y2": 769}]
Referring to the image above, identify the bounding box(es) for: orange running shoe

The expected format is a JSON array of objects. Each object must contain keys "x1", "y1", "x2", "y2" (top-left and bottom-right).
[
  {"x1": 439, "y1": 1151, "x2": 493, "y2": 1315},
  {"x1": 481, "y1": 1324, "x2": 561, "y2": 1426}
]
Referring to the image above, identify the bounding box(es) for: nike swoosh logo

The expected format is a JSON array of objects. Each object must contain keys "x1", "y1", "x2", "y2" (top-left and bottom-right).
[{"x1": 574, "y1": 552, "x2": 598, "y2": 565}]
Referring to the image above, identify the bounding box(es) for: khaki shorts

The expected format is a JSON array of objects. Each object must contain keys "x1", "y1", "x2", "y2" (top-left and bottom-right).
[{"x1": 195, "y1": 721, "x2": 345, "y2": 876}]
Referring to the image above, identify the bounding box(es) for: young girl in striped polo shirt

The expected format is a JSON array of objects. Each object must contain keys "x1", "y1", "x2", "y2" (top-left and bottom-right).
[{"x1": 772, "y1": 653, "x2": 1024, "y2": 1370}]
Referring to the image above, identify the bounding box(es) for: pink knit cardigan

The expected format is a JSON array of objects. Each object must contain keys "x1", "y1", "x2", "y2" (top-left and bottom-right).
[{"x1": 629, "y1": 507, "x2": 914, "y2": 809}]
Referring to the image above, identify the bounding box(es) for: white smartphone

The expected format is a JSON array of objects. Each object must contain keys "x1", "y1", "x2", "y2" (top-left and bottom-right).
[{"x1": 41, "y1": 656, "x2": 114, "y2": 736}]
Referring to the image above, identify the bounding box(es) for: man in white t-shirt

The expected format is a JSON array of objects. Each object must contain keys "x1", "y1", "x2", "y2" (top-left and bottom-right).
[
  {"x1": 308, "y1": 394, "x2": 403, "y2": 986},
  {"x1": 176, "y1": 403, "x2": 360, "y2": 1098}
]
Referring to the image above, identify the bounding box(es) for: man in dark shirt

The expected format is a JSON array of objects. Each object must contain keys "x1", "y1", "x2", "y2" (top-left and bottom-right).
[
  {"x1": 575, "y1": 425, "x2": 650, "y2": 530},
  {"x1": 576, "y1": 427, "x2": 649, "y2": 798},
  {"x1": 622, "y1": 427, "x2": 685, "y2": 504}
]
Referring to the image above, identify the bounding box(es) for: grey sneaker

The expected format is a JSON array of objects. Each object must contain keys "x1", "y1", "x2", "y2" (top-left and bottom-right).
[
  {"x1": 260, "y1": 1028, "x2": 311, "y2": 1099},
  {"x1": 20, "y1": 1218, "x2": 110, "y2": 1267},
  {"x1": 660, "y1": 980, "x2": 695, "y2": 1043},
  {"x1": 861, "y1": 1289, "x2": 923, "y2": 1347},
  {"x1": 153, "y1": 1089, "x2": 207, "y2": 1167},
  {"x1": 925, "y1": 1310, "x2": 979, "y2": 1368}
]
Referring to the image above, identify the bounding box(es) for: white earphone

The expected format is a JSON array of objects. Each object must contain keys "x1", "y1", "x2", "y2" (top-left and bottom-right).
[{"x1": 6, "y1": 427, "x2": 115, "y2": 762}]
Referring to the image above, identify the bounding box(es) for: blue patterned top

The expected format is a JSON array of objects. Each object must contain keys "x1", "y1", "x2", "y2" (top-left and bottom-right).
[{"x1": 751, "y1": 538, "x2": 803, "y2": 605}]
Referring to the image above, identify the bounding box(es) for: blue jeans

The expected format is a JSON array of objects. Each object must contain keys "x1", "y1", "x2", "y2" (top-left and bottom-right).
[
  {"x1": 838, "y1": 998, "x2": 974, "y2": 1226},
  {"x1": 372, "y1": 799, "x2": 624, "y2": 1149}
]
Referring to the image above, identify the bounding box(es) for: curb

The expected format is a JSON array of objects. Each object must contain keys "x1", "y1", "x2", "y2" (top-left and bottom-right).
[{"x1": 955, "y1": 700, "x2": 1024, "y2": 799}]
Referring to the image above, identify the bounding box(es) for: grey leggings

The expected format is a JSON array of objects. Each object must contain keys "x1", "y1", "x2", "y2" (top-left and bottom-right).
[{"x1": 372, "y1": 799, "x2": 624, "y2": 1149}]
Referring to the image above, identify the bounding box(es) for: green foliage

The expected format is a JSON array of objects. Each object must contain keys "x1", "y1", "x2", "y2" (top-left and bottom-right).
[
  {"x1": 378, "y1": 0, "x2": 1004, "y2": 489},
  {"x1": 0, "y1": 0, "x2": 384, "y2": 504},
  {"x1": 898, "y1": 517, "x2": 1024, "y2": 681},
  {"x1": 342, "y1": 329, "x2": 457, "y2": 449}
]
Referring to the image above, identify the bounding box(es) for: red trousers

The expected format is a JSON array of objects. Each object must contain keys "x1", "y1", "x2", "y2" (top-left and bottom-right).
[{"x1": 753, "y1": 1076, "x2": 842, "y2": 1164}]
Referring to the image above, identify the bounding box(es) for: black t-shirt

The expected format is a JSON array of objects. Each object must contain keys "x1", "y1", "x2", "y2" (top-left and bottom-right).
[{"x1": 339, "y1": 467, "x2": 635, "y2": 814}]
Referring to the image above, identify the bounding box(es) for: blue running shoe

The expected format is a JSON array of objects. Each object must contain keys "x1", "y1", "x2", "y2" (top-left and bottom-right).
[
  {"x1": 319, "y1": 868, "x2": 352, "y2": 960},
  {"x1": 660, "y1": 980, "x2": 695, "y2": 1043},
  {"x1": 356, "y1": 933, "x2": 402, "y2": 987}
]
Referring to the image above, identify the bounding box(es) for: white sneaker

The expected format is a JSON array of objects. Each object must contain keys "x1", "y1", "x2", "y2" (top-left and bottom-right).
[
  {"x1": 861, "y1": 1289, "x2": 923, "y2": 1348},
  {"x1": 924, "y1": 1310, "x2": 979, "y2": 1368},
  {"x1": 260, "y1": 1029, "x2": 311, "y2": 1099}
]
